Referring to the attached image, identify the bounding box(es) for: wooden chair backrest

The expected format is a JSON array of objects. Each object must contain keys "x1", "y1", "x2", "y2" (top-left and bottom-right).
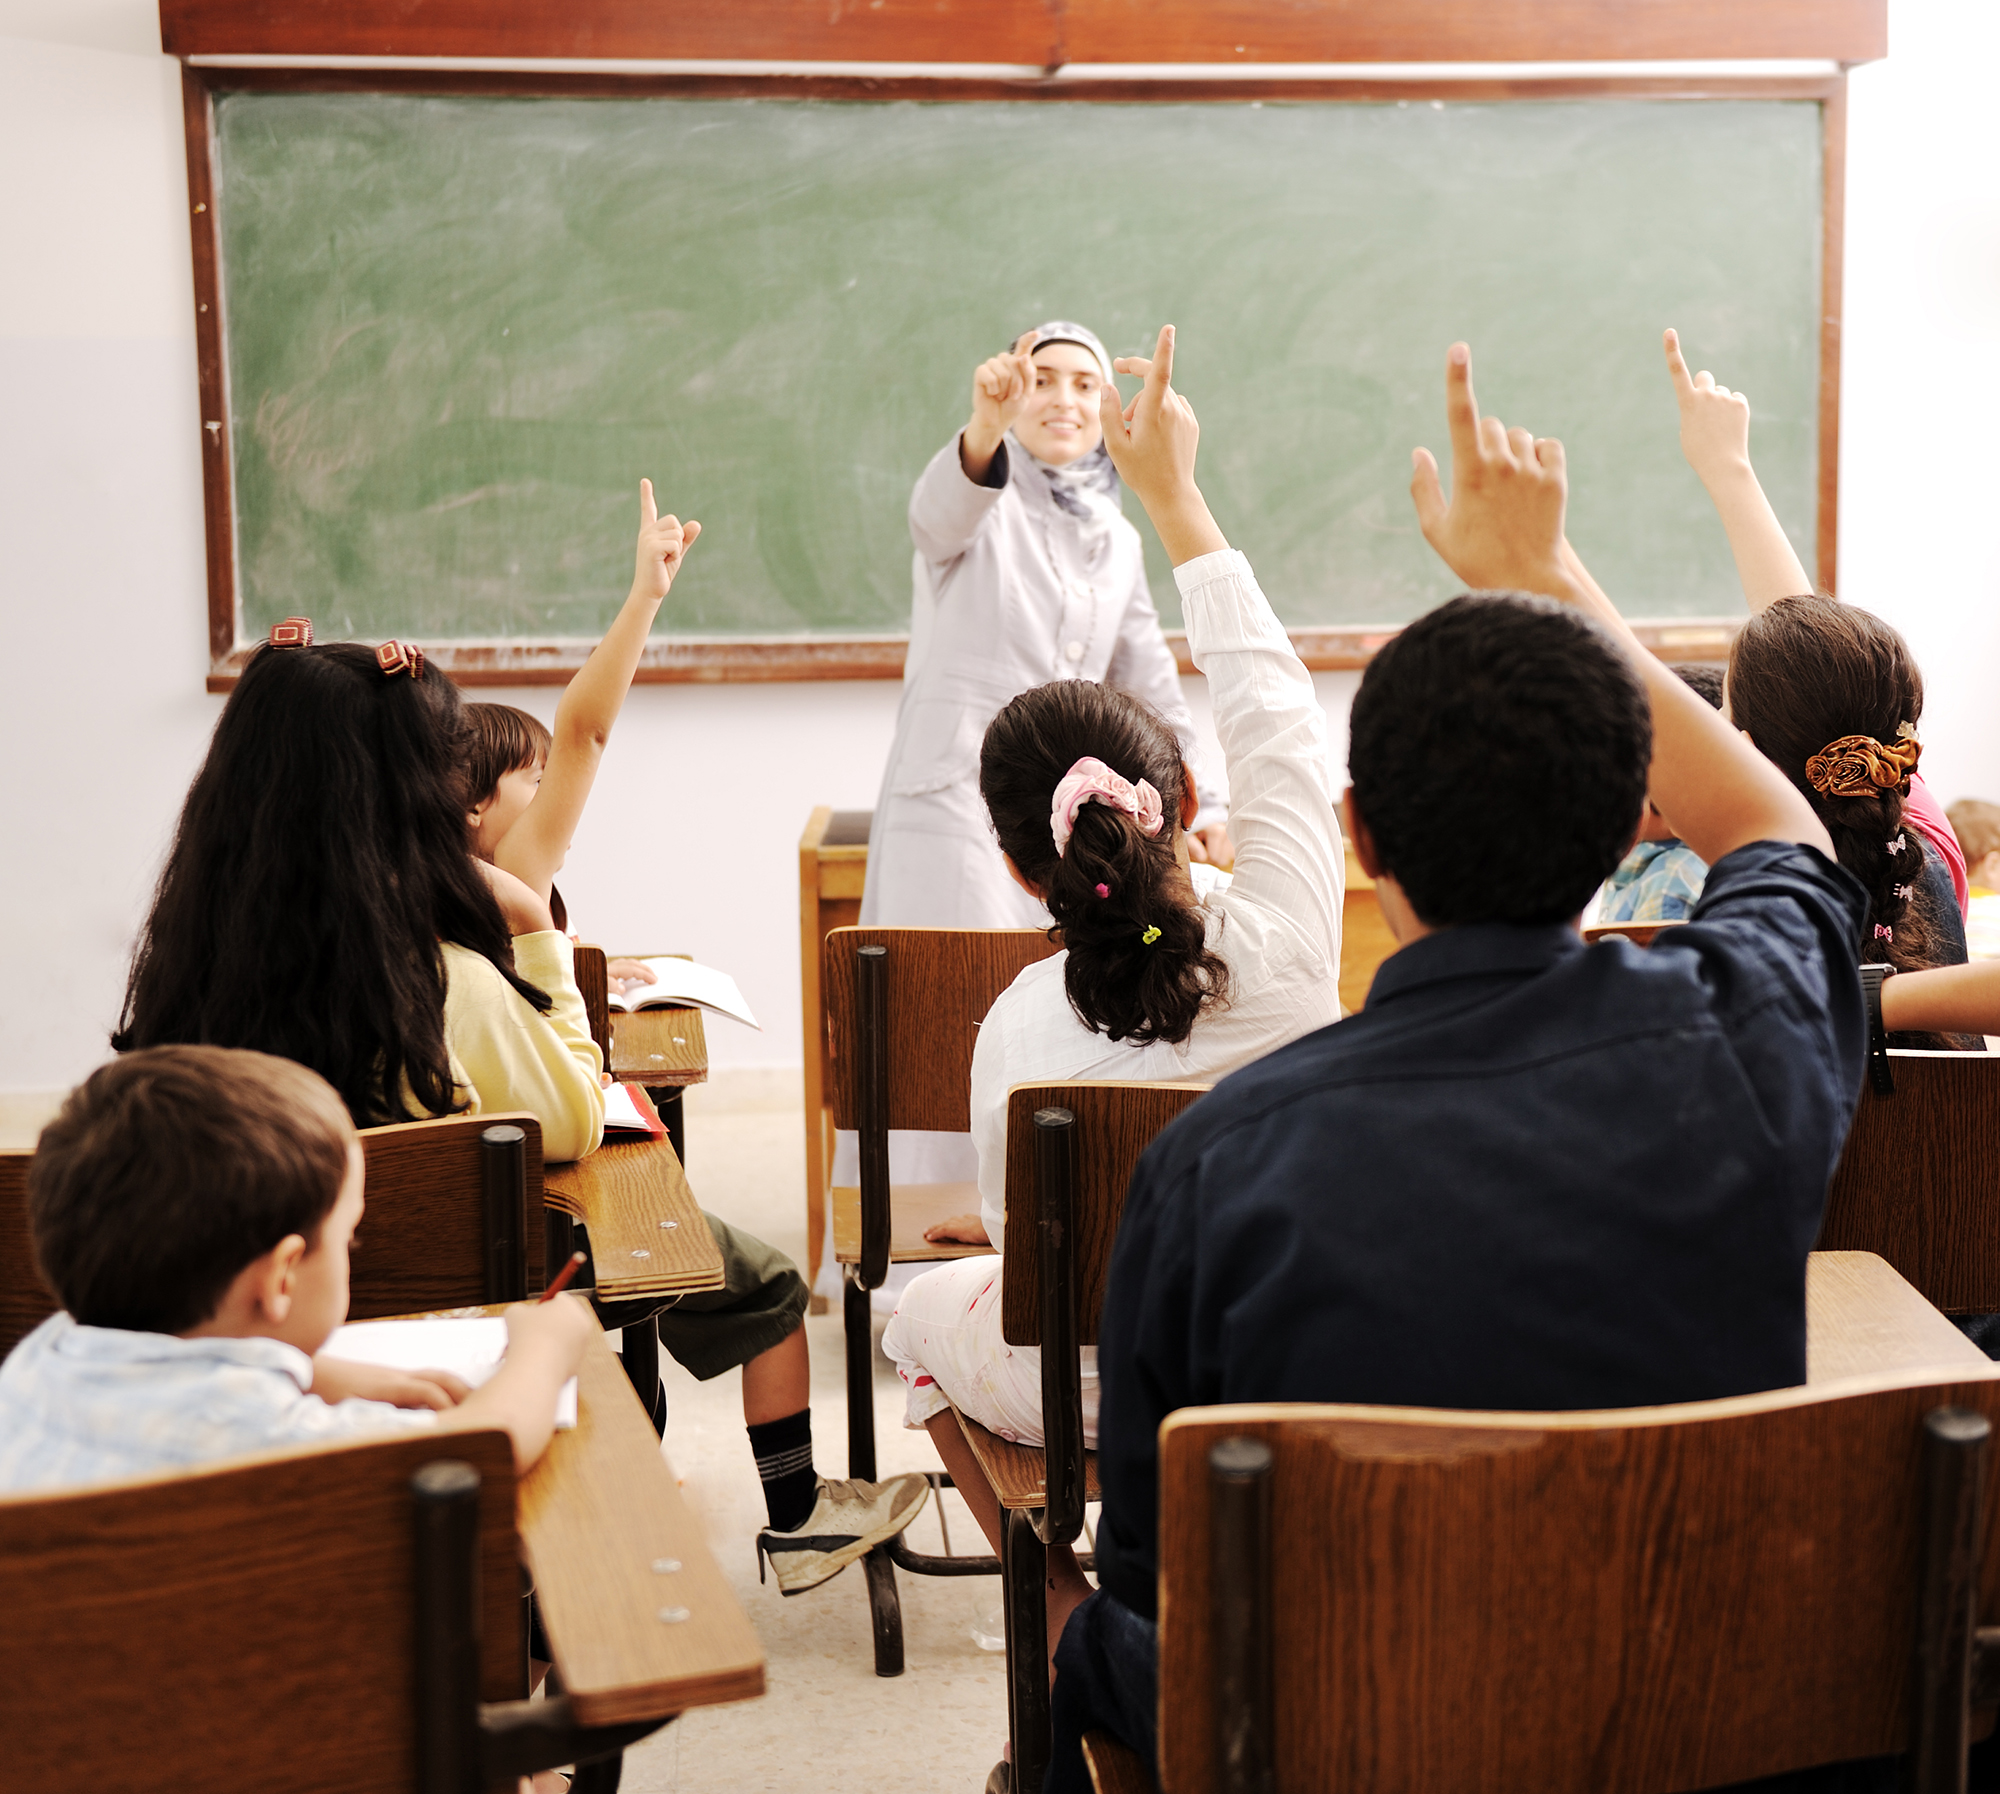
[
  {"x1": 822, "y1": 928, "x2": 1060, "y2": 1133},
  {"x1": 0, "y1": 1147, "x2": 57, "y2": 1358},
  {"x1": 574, "y1": 943, "x2": 613, "y2": 1059},
  {"x1": 1000, "y1": 1081, "x2": 1207, "y2": 1347},
  {"x1": 1820, "y1": 1050, "x2": 2000, "y2": 1312},
  {"x1": 0, "y1": 1426, "x2": 520, "y2": 1790},
  {"x1": 350, "y1": 1112, "x2": 546, "y2": 1320},
  {"x1": 1158, "y1": 1372, "x2": 2000, "y2": 1794}
]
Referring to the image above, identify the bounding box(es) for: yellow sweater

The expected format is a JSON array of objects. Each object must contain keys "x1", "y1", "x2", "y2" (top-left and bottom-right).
[{"x1": 440, "y1": 931, "x2": 605, "y2": 1163}]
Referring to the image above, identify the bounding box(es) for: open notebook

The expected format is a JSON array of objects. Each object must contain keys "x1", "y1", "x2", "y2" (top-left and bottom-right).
[
  {"x1": 323, "y1": 1316, "x2": 578, "y2": 1428},
  {"x1": 605, "y1": 956, "x2": 759, "y2": 1029}
]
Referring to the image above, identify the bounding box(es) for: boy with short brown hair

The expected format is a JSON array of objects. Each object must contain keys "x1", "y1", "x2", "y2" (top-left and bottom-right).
[{"x1": 0, "y1": 1044, "x2": 590, "y2": 1493}]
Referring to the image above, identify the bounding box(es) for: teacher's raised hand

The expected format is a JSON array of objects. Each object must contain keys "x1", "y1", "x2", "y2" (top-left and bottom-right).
[
  {"x1": 961, "y1": 330, "x2": 1039, "y2": 482},
  {"x1": 1099, "y1": 324, "x2": 1227, "y2": 565}
]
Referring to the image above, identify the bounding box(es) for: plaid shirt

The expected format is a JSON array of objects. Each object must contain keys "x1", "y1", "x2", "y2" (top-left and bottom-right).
[
  {"x1": 1599, "y1": 840, "x2": 1709, "y2": 925},
  {"x1": 0, "y1": 1312, "x2": 434, "y2": 1495}
]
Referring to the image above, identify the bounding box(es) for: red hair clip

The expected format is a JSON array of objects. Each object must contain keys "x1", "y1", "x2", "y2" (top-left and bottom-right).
[
  {"x1": 375, "y1": 639, "x2": 426, "y2": 679},
  {"x1": 268, "y1": 617, "x2": 314, "y2": 649}
]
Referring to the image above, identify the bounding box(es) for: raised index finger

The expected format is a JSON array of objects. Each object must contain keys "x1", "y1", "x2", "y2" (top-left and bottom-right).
[
  {"x1": 1444, "y1": 342, "x2": 1481, "y2": 469},
  {"x1": 639, "y1": 477, "x2": 657, "y2": 527},
  {"x1": 1013, "y1": 330, "x2": 1039, "y2": 358},
  {"x1": 1151, "y1": 323, "x2": 1176, "y2": 391},
  {"x1": 1663, "y1": 328, "x2": 1695, "y2": 397}
]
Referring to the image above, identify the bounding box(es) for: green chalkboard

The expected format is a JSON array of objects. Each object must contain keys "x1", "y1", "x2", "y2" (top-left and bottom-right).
[{"x1": 214, "y1": 92, "x2": 1821, "y2": 642}]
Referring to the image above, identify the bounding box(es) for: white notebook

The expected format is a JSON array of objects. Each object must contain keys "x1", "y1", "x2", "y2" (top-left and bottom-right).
[
  {"x1": 605, "y1": 955, "x2": 760, "y2": 1029},
  {"x1": 323, "y1": 1315, "x2": 578, "y2": 1428}
]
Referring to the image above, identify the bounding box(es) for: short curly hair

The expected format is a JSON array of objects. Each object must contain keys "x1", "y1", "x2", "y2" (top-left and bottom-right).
[{"x1": 1348, "y1": 593, "x2": 1651, "y2": 927}]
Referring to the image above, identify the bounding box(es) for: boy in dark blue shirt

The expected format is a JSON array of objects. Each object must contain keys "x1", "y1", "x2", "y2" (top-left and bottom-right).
[{"x1": 1053, "y1": 341, "x2": 1866, "y2": 1792}]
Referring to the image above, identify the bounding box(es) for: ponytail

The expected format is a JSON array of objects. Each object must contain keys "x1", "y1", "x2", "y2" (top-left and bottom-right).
[{"x1": 981, "y1": 681, "x2": 1229, "y2": 1046}]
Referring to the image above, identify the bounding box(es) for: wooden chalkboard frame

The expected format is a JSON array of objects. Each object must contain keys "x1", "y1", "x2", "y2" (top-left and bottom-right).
[{"x1": 169, "y1": 2, "x2": 1880, "y2": 689}]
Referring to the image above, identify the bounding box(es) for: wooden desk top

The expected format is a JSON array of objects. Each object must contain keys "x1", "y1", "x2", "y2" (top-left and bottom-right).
[
  {"x1": 610, "y1": 1007, "x2": 710, "y2": 1088},
  {"x1": 517, "y1": 1321, "x2": 765, "y2": 1726},
  {"x1": 1804, "y1": 1250, "x2": 1988, "y2": 1384},
  {"x1": 544, "y1": 1136, "x2": 724, "y2": 1299}
]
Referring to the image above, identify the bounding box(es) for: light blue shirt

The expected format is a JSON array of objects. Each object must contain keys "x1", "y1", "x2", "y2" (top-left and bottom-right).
[
  {"x1": 0, "y1": 1312, "x2": 434, "y2": 1495},
  {"x1": 1599, "y1": 839, "x2": 1710, "y2": 925}
]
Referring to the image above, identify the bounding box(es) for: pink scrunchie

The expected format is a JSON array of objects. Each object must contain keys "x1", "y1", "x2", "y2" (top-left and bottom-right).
[{"x1": 1049, "y1": 756, "x2": 1164, "y2": 855}]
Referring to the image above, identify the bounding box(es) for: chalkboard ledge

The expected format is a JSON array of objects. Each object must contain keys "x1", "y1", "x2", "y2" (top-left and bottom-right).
[{"x1": 203, "y1": 617, "x2": 1741, "y2": 691}]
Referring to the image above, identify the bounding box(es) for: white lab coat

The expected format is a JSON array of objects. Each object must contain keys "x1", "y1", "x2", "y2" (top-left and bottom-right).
[{"x1": 859, "y1": 433, "x2": 1226, "y2": 931}]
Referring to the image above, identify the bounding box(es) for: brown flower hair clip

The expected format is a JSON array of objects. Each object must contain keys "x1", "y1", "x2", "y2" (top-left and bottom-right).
[
  {"x1": 375, "y1": 639, "x2": 427, "y2": 680},
  {"x1": 1804, "y1": 723, "x2": 1921, "y2": 799},
  {"x1": 268, "y1": 617, "x2": 314, "y2": 649}
]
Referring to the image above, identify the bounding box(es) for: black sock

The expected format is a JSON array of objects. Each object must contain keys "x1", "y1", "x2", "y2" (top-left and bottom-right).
[{"x1": 749, "y1": 1408, "x2": 818, "y2": 1532}]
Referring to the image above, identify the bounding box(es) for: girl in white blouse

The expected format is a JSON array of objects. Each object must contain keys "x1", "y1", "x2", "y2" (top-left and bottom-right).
[{"x1": 881, "y1": 326, "x2": 1345, "y2": 1652}]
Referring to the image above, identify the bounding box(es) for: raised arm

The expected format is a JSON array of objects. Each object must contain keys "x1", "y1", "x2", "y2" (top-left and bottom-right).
[
  {"x1": 1409, "y1": 342, "x2": 1830, "y2": 867},
  {"x1": 908, "y1": 333, "x2": 1039, "y2": 565},
  {"x1": 1099, "y1": 326, "x2": 1341, "y2": 950},
  {"x1": 494, "y1": 480, "x2": 699, "y2": 902},
  {"x1": 1664, "y1": 328, "x2": 1813, "y2": 610}
]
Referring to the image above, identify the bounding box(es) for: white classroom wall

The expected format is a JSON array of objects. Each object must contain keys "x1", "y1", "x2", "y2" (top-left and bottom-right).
[{"x1": 0, "y1": 0, "x2": 1994, "y2": 1098}]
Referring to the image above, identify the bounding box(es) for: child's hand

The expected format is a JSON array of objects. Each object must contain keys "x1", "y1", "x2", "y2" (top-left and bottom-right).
[
  {"x1": 606, "y1": 956, "x2": 657, "y2": 994},
  {"x1": 1664, "y1": 328, "x2": 1753, "y2": 489},
  {"x1": 970, "y1": 331, "x2": 1039, "y2": 440},
  {"x1": 1100, "y1": 325, "x2": 1201, "y2": 506},
  {"x1": 633, "y1": 478, "x2": 700, "y2": 604},
  {"x1": 504, "y1": 1292, "x2": 594, "y2": 1375},
  {"x1": 474, "y1": 856, "x2": 556, "y2": 935},
  {"x1": 1409, "y1": 343, "x2": 1570, "y2": 596},
  {"x1": 922, "y1": 1213, "x2": 991, "y2": 1246},
  {"x1": 309, "y1": 1354, "x2": 472, "y2": 1410}
]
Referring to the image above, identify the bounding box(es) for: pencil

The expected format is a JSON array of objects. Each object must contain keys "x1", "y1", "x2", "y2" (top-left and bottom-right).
[{"x1": 541, "y1": 1249, "x2": 588, "y2": 1302}]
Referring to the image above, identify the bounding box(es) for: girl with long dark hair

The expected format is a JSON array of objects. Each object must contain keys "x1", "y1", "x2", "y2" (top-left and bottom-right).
[{"x1": 115, "y1": 634, "x2": 607, "y2": 1158}]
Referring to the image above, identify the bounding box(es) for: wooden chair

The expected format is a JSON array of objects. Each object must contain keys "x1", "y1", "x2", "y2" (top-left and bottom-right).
[
  {"x1": 820, "y1": 925, "x2": 1064, "y2": 1671},
  {"x1": 0, "y1": 1116, "x2": 543, "y2": 1357},
  {"x1": 0, "y1": 1425, "x2": 671, "y2": 1789},
  {"x1": 1821, "y1": 1050, "x2": 2000, "y2": 1314},
  {"x1": 1087, "y1": 1367, "x2": 2000, "y2": 1794},
  {"x1": 940, "y1": 1079, "x2": 1207, "y2": 1788},
  {"x1": 0, "y1": 1147, "x2": 54, "y2": 1360}
]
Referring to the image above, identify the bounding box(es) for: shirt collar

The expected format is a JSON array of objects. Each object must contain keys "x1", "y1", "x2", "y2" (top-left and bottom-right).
[
  {"x1": 1366, "y1": 920, "x2": 1586, "y2": 1009},
  {"x1": 44, "y1": 1313, "x2": 315, "y2": 1391}
]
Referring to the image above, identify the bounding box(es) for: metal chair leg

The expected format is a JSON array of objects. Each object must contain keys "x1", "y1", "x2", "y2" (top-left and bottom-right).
[
  {"x1": 864, "y1": 1543, "x2": 906, "y2": 1677},
  {"x1": 571, "y1": 1755, "x2": 623, "y2": 1793},
  {"x1": 1003, "y1": 1506, "x2": 1052, "y2": 1793},
  {"x1": 618, "y1": 1320, "x2": 665, "y2": 1438},
  {"x1": 844, "y1": 1266, "x2": 877, "y2": 1480}
]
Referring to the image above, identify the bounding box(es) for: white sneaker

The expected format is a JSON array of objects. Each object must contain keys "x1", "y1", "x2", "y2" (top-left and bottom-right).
[{"x1": 755, "y1": 1473, "x2": 930, "y2": 1595}]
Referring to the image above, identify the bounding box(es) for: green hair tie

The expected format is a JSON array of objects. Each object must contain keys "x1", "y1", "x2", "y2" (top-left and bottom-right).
[{"x1": 1141, "y1": 925, "x2": 1162, "y2": 945}]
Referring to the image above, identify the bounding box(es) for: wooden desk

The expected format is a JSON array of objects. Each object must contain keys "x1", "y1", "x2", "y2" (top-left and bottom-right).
[
  {"x1": 1804, "y1": 1250, "x2": 1989, "y2": 1383},
  {"x1": 801, "y1": 806, "x2": 871, "y2": 1298},
  {"x1": 518, "y1": 1321, "x2": 765, "y2": 1725},
  {"x1": 544, "y1": 1136, "x2": 724, "y2": 1300},
  {"x1": 611, "y1": 1006, "x2": 709, "y2": 1167}
]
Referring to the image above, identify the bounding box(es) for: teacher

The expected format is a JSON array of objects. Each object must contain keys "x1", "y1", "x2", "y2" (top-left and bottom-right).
[{"x1": 860, "y1": 321, "x2": 1229, "y2": 932}]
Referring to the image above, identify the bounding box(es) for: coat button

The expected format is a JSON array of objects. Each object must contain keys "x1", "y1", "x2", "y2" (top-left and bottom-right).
[{"x1": 1065, "y1": 640, "x2": 1084, "y2": 662}]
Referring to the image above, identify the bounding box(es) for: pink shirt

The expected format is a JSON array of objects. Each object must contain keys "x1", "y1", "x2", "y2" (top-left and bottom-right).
[{"x1": 1904, "y1": 773, "x2": 1968, "y2": 916}]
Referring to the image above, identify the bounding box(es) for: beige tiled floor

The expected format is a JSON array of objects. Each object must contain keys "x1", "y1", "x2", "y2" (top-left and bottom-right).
[{"x1": 617, "y1": 1072, "x2": 1011, "y2": 1792}]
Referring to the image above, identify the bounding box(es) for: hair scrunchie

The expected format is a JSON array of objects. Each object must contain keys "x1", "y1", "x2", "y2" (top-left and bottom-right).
[
  {"x1": 1805, "y1": 723, "x2": 1921, "y2": 798},
  {"x1": 1049, "y1": 756, "x2": 1164, "y2": 855}
]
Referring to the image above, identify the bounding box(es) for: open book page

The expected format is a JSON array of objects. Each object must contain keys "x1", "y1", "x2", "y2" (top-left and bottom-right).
[
  {"x1": 606, "y1": 955, "x2": 760, "y2": 1029},
  {"x1": 322, "y1": 1316, "x2": 578, "y2": 1428}
]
